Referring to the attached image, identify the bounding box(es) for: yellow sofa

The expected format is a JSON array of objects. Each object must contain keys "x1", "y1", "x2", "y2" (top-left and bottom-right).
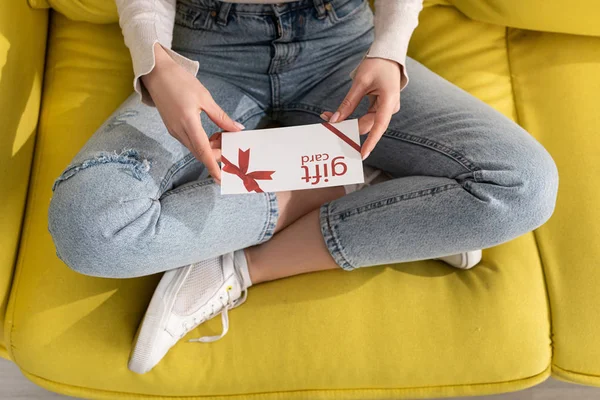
[{"x1": 2, "y1": 0, "x2": 599, "y2": 398}]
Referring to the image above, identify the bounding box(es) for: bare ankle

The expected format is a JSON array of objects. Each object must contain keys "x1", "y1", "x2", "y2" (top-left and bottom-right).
[
  {"x1": 274, "y1": 186, "x2": 344, "y2": 233},
  {"x1": 244, "y1": 247, "x2": 261, "y2": 285}
]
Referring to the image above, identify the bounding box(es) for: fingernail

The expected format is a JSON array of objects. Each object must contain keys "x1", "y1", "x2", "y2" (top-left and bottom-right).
[
  {"x1": 234, "y1": 122, "x2": 245, "y2": 130},
  {"x1": 320, "y1": 113, "x2": 329, "y2": 121},
  {"x1": 330, "y1": 112, "x2": 340, "y2": 123},
  {"x1": 362, "y1": 151, "x2": 371, "y2": 160}
]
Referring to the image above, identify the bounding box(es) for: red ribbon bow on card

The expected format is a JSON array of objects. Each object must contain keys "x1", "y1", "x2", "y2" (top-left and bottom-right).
[{"x1": 221, "y1": 149, "x2": 275, "y2": 193}]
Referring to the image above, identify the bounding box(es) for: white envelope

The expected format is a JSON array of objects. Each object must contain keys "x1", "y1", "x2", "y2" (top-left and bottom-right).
[{"x1": 220, "y1": 119, "x2": 364, "y2": 194}]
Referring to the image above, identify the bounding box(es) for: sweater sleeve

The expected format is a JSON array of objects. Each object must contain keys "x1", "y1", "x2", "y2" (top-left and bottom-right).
[
  {"x1": 115, "y1": 0, "x2": 199, "y2": 107},
  {"x1": 351, "y1": 0, "x2": 423, "y2": 91}
]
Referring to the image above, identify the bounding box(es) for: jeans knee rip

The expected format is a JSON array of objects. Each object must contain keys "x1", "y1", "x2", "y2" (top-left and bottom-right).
[{"x1": 52, "y1": 148, "x2": 152, "y2": 192}]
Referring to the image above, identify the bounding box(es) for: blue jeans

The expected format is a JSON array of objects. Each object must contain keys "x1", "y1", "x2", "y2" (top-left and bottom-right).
[{"x1": 47, "y1": 0, "x2": 559, "y2": 278}]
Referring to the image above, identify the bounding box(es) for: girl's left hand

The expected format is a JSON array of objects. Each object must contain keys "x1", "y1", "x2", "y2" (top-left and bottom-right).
[{"x1": 321, "y1": 57, "x2": 401, "y2": 160}]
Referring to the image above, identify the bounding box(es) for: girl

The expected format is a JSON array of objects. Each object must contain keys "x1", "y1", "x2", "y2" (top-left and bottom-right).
[{"x1": 47, "y1": 0, "x2": 559, "y2": 374}]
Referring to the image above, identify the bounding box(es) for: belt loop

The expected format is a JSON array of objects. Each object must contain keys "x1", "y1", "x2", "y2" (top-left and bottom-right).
[
  {"x1": 312, "y1": 0, "x2": 327, "y2": 19},
  {"x1": 216, "y1": 1, "x2": 232, "y2": 26}
]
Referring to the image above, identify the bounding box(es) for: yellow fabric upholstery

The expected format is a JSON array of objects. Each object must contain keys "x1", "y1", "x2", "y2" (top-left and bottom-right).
[
  {"x1": 507, "y1": 32, "x2": 600, "y2": 386},
  {"x1": 409, "y1": 4, "x2": 600, "y2": 387},
  {"x1": 30, "y1": 0, "x2": 600, "y2": 36},
  {"x1": 0, "y1": 0, "x2": 48, "y2": 360},
  {"x1": 450, "y1": 0, "x2": 600, "y2": 37},
  {"x1": 28, "y1": 0, "x2": 116, "y2": 24},
  {"x1": 6, "y1": 10, "x2": 553, "y2": 399},
  {"x1": 3, "y1": 0, "x2": 600, "y2": 398}
]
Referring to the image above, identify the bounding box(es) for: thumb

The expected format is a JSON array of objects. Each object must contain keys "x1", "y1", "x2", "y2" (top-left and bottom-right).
[{"x1": 203, "y1": 99, "x2": 245, "y2": 132}]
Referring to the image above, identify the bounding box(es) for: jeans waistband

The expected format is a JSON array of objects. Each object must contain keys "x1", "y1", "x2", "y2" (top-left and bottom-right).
[{"x1": 180, "y1": 0, "x2": 357, "y2": 24}]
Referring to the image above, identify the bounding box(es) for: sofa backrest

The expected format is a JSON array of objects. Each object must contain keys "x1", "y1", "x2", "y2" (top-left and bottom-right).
[
  {"x1": 27, "y1": 0, "x2": 600, "y2": 37},
  {"x1": 451, "y1": 0, "x2": 600, "y2": 37},
  {"x1": 28, "y1": 0, "x2": 116, "y2": 24}
]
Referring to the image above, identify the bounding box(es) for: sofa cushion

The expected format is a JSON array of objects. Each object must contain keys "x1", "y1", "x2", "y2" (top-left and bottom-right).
[
  {"x1": 28, "y1": 0, "x2": 117, "y2": 24},
  {"x1": 506, "y1": 29, "x2": 600, "y2": 386},
  {"x1": 408, "y1": 4, "x2": 515, "y2": 119},
  {"x1": 410, "y1": 4, "x2": 600, "y2": 387},
  {"x1": 0, "y1": 0, "x2": 48, "y2": 359},
  {"x1": 4, "y1": 10, "x2": 553, "y2": 399}
]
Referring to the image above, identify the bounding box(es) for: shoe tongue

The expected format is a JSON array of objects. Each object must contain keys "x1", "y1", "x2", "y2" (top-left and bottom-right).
[
  {"x1": 222, "y1": 252, "x2": 236, "y2": 277},
  {"x1": 172, "y1": 257, "x2": 225, "y2": 315},
  {"x1": 232, "y1": 250, "x2": 253, "y2": 289}
]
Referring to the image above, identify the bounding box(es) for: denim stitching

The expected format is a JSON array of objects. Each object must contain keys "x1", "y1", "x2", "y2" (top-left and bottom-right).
[
  {"x1": 276, "y1": 42, "x2": 302, "y2": 69},
  {"x1": 160, "y1": 177, "x2": 216, "y2": 198},
  {"x1": 320, "y1": 202, "x2": 355, "y2": 270},
  {"x1": 279, "y1": 103, "x2": 324, "y2": 115},
  {"x1": 156, "y1": 152, "x2": 197, "y2": 196},
  {"x1": 257, "y1": 192, "x2": 279, "y2": 244},
  {"x1": 332, "y1": 183, "x2": 462, "y2": 222},
  {"x1": 270, "y1": 71, "x2": 281, "y2": 116}
]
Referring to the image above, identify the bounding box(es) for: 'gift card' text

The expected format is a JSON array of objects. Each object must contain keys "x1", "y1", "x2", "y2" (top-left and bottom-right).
[{"x1": 301, "y1": 153, "x2": 348, "y2": 185}]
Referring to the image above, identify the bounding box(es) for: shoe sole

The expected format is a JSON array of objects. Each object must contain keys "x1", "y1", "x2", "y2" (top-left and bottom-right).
[{"x1": 128, "y1": 267, "x2": 190, "y2": 374}]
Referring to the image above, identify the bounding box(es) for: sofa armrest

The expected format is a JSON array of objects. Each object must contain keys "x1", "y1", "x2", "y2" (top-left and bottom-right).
[{"x1": 0, "y1": 0, "x2": 48, "y2": 360}]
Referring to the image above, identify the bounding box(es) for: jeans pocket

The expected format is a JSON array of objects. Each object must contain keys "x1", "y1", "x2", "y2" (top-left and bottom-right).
[
  {"x1": 329, "y1": 0, "x2": 370, "y2": 23},
  {"x1": 175, "y1": 1, "x2": 214, "y2": 31}
]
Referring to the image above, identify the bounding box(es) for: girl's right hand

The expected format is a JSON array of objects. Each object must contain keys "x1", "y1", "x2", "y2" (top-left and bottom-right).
[{"x1": 141, "y1": 43, "x2": 244, "y2": 183}]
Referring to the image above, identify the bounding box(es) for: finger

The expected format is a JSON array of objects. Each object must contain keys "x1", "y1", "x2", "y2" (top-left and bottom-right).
[
  {"x1": 212, "y1": 148, "x2": 222, "y2": 163},
  {"x1": 203, "y1": 99, "x2": 244, "y2": 133},
  {"x1": 320, "y1": 111, "x2": 334, "y2": 121},
  {"x1": 182, "y1": 112, "x2": 222, "y2": 182},
  {"x1": 370, "y1": 95, "x2": 401, "y2": 114},
  {"x1": 209, "y1": 132, "x2": 222, "y2": 150},
  {"x1": 181, "y1": 130, "x2": 221, "y2": 183},
  {"x1": 209, "y1": 132, "x2": 222, "y2": 164},
  {"x1": 367, "y1": 94, "x2": 377, "y2": 112},
  {"x1": 207, "y1": 132, "x2": 223, "y2": 181},
  {"x1": 330, "y1": 81, "x2": 367, "y2": 123},
  {"x1": 361, "y1": 96, "x2": 396, "y2": 159},
  {"x1": 358, "y1": 112, "x2": 375, "y2": 135}
]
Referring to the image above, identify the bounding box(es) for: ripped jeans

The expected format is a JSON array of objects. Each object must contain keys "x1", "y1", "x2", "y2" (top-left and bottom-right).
[{"x1": 47, "y1": 0, "x2": 559, "y2": 278}]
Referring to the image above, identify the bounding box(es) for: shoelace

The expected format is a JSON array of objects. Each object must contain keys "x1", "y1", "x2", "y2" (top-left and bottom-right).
[{"x1": 186, "y1": 259, "x2": 248, "y2": 343}]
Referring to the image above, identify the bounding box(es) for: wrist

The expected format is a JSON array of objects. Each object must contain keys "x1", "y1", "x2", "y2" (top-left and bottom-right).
[
  {"x1": 141, "y1": 43, "x2": 173, "y2": 88},
  {"x1": 152, "y1": 42, "x2": 173, "y2": 65},
  {"x1": 368, "y1": 56, "x2": 402, "y2": 71}
]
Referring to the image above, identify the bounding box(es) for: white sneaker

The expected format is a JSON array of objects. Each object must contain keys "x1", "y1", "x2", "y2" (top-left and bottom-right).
[
  {"x1": 128, "y1": 253, "x2": 248, "y2": 374},
  {"x1": 434, "y1": 250, "x2": 482, "y2": 269}
]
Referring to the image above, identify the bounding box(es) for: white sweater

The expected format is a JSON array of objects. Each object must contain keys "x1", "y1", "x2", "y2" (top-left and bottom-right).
[{"x1": 115, "y1": 0, "x2": 423, "y2": 106}]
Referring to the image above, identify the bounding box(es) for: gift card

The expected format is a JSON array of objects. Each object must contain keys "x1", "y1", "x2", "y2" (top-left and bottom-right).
[{"x1": 220, "y1": 119, "x2": 364, "y2": 194}]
